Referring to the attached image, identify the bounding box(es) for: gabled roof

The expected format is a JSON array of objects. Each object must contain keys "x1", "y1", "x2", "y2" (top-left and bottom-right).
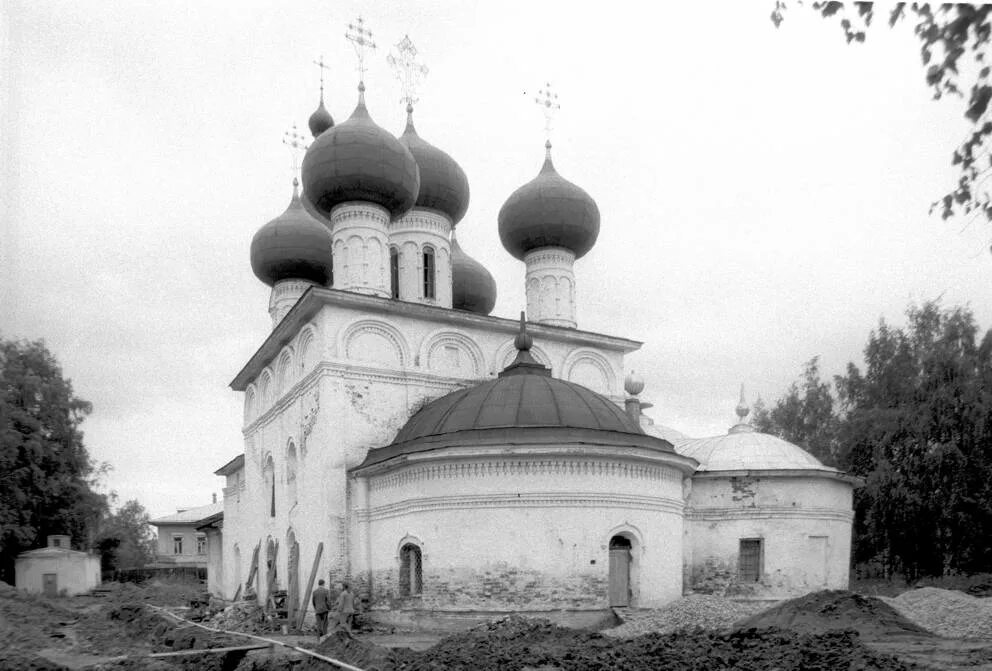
[
  {"x1": 150, "y1": 501, "x2": 223, "y2": 526},
  {"x1": 17, "y1": 547, "x2": 90, "y2": 559}
]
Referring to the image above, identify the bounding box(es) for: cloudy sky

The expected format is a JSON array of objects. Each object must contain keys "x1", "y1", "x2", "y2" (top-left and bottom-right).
[{"x1": 3, "y1": 1, "x2": 991, "y2": 518}]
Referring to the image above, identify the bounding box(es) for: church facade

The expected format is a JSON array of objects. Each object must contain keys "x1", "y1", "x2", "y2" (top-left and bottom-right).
[{"x1": 216, "y1": 45, "x2": 858, "y2": 623}]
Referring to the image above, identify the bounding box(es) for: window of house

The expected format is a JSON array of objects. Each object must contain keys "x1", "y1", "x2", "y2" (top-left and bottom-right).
[
  {"x1": 173, "y1": 535, "x2": 184, "y2": 555},
  {"x1": 52, "y1": 538, "x2": 61, "y2": 547},
  {"x1": 422, "y1": 247, "x2": 435, "y2": 300},
  {"x1": 738, "y1": 538, "x2": 762, "y2": 582},
  {"x1": 390, "y1": 247, "x2": 400, "y2": 299},
  {"x1": 196, "y1": 534, "x2": 207, "y2": 555},
  {"x1": 399, "y1": 543, "x2": 423, "y2": 596}
]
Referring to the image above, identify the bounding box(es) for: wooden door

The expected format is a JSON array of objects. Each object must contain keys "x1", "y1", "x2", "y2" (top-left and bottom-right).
[
  {"x1": 43, "y1": 573, "x2": 58, "y2": 597},
  {"x1": 608, "y1": 536, "x2": 631, "y2": 607}
]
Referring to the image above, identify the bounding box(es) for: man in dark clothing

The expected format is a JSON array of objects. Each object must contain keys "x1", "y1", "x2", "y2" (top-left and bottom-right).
[{"x1": 312, "y1": 579, "x2": 331, "y2": 637}]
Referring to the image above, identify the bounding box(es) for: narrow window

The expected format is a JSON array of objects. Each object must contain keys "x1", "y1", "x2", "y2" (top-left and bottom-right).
[
  {"x1": 196, "y1": 534, "x2": 207, "y2": 555},
  {"x1": 390, "y1": 247, "x2": 400, "y2": 299},
  {"x1": 263, "y1": 456, "x2": 276, "y2": 518},
  {"x1": 738, "y1": 538, "x2": 762, "y2": 582},
  {"x1": 173, "y1": 535, "x2": 184, "y2": 555},
  {"x1": 422, "y1": 247, "x2": 436, "y2": 300},
  {"x1": 399, "y1": 543, "x2": 423, "y2": 596}
]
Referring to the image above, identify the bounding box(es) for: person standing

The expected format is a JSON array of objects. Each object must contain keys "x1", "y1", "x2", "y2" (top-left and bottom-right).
[
  {"x1": 312, "y1": 579, "x2": 331, "y2": 638},
  {"x1": 335, "y1": 582, "x2": 355, "y2": 632}
]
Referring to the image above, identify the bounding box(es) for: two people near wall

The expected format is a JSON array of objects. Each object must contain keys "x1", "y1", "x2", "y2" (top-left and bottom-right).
[{"x1": 312, "y1": 579, "x2": 355, "y2": 637}]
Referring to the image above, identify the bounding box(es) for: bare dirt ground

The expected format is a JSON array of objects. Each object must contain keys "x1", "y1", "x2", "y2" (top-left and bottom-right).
[{"x1": 3, "y1": 581, "x2": 992, "y2": 671}]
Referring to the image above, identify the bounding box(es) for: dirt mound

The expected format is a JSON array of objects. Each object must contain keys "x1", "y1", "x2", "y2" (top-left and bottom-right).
[
  {"x1": 304, "y1": 615, "x2": 914, "y2": 671},
  {"x1": 735, "y1": 589, "x2": 930, "y2": 639},
  {"x1": 885, "y1": 587, "x2": 992, "y2": 639}
]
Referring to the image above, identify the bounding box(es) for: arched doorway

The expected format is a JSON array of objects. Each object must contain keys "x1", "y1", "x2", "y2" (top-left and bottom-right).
[{"x1": 608, "y1": 535, "x2": 632, "y2": 607}]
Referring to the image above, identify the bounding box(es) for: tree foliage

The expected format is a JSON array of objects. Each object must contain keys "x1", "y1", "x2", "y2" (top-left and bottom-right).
[
  {"x1": 0, "y1": 337, "x2": 109, "y2": 584},
  {"x1": 759, "y1": 302, "x2": 992, "y2": 578},
  {"x1": 772, "y1": 2, "x2": 992, "y2": 230},
  {"x1": 95, "y1": 498, "x2": 156, "y2": 572}
]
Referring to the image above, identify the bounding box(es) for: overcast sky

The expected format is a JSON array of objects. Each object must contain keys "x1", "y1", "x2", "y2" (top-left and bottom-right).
[{"x1": 3, "y1": 2, "x2": 991, "y2": 519}]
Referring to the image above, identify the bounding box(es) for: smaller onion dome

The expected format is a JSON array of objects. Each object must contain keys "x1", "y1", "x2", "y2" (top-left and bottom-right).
[
  {"x1": 498, "y1": 141, "x2": 600, "y2": 261},
  {"x1": 250, "y1": 178, "x2": 334, "y2": 287},
  {"x1": 399, "y1": 106, "x2": 470, "y2": 224},
  {"x1": 308, "y1": 97, "x2": 334, "y2": 138},
  {"x1": 301, "y1": 85, "x2": 420, "y2": 219},
  {"x1": 451, "y1": 233, "x2": 497, "y2": 315}
]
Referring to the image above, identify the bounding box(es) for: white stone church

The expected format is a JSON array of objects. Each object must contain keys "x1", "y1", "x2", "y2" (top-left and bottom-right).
[{"x1": 214, "y1": 52, "x2": 859, "y2": 625}]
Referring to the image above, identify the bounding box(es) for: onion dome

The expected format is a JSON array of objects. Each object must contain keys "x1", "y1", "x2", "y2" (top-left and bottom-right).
[
  {"x1": 301, "y1": 85, "x2": 420, "y2": 219},
  {"x1": 498, "y1": 142, "x2": 600, "y2": 261},
  {"x1": 250, "y1": 178, "x2": 334, "y2": 286},
  {"x1": 451, "y1": 233, "x2": 496, "y2": 315},
  {"x1": 398, "y1": 106, "x2": 470, "y2": 224},
  {"x1": 308, "y1": 98, "x2": 334, "y2": 138}
]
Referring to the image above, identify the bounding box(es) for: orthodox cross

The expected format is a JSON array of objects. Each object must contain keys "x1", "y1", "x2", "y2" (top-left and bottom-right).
[
  {"x1": 345, "y1": 16, "x2": 377, "y2": 83},
  {"x1": 534, "y1": 82, "x2": 560, "y2": 141},
  {"x1": 387, "y1": 35, "x2": 429, "y2": 108},
  {"x1": 312, "y1": 54, "x2": 330, "y2": 101},
  {"x1": 282, "y1": 124, "x2": 308, "y2": 173}
]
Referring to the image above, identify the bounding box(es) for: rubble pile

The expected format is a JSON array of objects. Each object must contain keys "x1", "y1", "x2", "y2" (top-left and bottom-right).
[
  {"x1": 883, "y1": 587, "x2": 992, "y2": 640},
  {"x1": 602, "y1": 595, "x2": 772, "y2": 637},
  {"x1": 204, "y1": 601, "x2": 275, "y2": 634}
]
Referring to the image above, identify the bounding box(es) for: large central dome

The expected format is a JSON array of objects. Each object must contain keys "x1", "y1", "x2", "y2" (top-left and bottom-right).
[{"x1": 301, "y1": 88, "x2": 420, "y2": 219}]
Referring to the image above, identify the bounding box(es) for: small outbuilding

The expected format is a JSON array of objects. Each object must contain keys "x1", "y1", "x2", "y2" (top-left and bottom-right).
[{"x1": 15, "y1": 535, "x2": 101, "y2": 597}]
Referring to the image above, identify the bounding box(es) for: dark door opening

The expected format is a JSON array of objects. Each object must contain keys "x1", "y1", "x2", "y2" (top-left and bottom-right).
[{"x1": 608, "y1": 535, "x2": 632, "y2": 607}]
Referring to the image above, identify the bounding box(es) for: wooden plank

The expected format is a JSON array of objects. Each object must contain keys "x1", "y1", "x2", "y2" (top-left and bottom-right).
[
  {"x1": 265, "y1": 540, "x2": 279, "y2": 611},
  {"x1": 232, "y1": 583, "x2": 242, "y2": 602},
  {"x1": 245, "y1": 541, "x2": 261, "y2": 596},
  {"x1": 148, "y1": 644, "x2": 270, "y2": 658},
  {"x1": 296, "y1": 542, "x2": 324, "y2": 630}
]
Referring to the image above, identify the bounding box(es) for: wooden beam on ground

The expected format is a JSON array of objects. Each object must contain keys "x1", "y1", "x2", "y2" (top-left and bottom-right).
[
  {"x1": 296, "y1": 542, "x2": 324, "y2": 630},
  {"x1": 148, "y1": 644, "x2": 271, "y2": 658}
]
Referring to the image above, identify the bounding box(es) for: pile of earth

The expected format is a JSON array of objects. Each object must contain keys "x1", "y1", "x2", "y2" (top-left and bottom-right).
[
  {"x1": 735, "y1": 589, "x2": 931, "y2": 640},
  {"x1": 205, "y1": 601, "x2": 276, "y2": 634},
  {"x1": 300, "y1": 614, "x2": 915, "y2": 671}
]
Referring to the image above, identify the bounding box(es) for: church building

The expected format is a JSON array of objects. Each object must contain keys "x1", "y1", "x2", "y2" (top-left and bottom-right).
[{"x1": 216, "y1": 27, "x2": 859, "y2": 626}]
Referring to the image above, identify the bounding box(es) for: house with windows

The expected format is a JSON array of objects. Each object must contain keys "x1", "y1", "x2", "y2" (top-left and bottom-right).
[
  {"x1": 150, "y1": 500, "x2": 223, "y2": 572},
  {"x1": 213, "y1": 42, "x2": 860, "y2": 628}
]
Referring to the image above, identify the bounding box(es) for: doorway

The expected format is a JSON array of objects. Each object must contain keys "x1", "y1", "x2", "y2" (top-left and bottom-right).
[
  {"x1": 608, "y1": 535, "x2": 632, "y2": 607},
  {"x1": 43, "y1": 573, "x2": 58, "y2": 597}
]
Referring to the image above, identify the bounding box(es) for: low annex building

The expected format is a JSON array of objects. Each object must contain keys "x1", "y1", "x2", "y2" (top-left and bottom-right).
[
  {"x1": 213, "y1": 43, "x2": 859, "y2": 625},
  {"x1": 15, "y1": 535, "x2": 101, "y2": 597}
]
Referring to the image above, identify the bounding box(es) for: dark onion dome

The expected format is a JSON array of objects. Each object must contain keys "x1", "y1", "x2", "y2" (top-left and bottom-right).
[
  {"x1": 451, "y1": 233, "x2": 496, "y2": 315},
  {"x1": 498, "y1": 141, "x2": 600, "y2": 261},
  {"x1": 301, "y1": 85, "x2": 420, "y2": 219},
  {"x1": 250, "y1": 179, "x2": 333, "y2": 286},
  {"x1": 398, "y1": 106, "x2": 470, "y2": 224},
  {"x1": 355, "y1": 315, "x2": 696, "y2": 472},
  {"x1": 308, "y1": 97, "x2": 334, "y2": 138}
]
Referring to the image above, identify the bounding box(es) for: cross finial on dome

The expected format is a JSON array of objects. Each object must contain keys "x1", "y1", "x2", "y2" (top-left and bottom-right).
[
  {"x1": 313, "y1": 54, "x2": 330, "y2": 102},
  {"x1": 282, "y1": 124, "x2": 308, "y2": 174},
  {"x1": 534, "y1": 82, "x2": 560, "y2": 145},
  {"x1": 388, "y1": 34, "x2": 429, "y2": 111},
  {"x1": 346, "y1": 16, "x2": 377, "y2": 89}
]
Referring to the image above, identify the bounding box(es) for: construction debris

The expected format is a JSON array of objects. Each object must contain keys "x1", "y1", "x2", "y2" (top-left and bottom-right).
[
  {"x1": 883, "y1": 587, "x2": 992, "y2": 640},
  {"x1": 602, "y1": 595, "x2": 772, "y2": 637}
]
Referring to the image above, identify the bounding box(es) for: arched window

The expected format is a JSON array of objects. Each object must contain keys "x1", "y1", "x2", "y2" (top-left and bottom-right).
[
  {"x1": 399, "y1": 543, "x2": 423, "y2": 596},
  {"x1": 263, "y1": 455, "x2": 275, "y2": 517},
  {"x1": 286, "y1": 442, "x2": 298, "y2": 506},
  {"x1": 422, "y1": 246, "x2": 436, "y2": 300},
  {"x1": 390, "y1": 247, "x2": 400, "y2": 299}
]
